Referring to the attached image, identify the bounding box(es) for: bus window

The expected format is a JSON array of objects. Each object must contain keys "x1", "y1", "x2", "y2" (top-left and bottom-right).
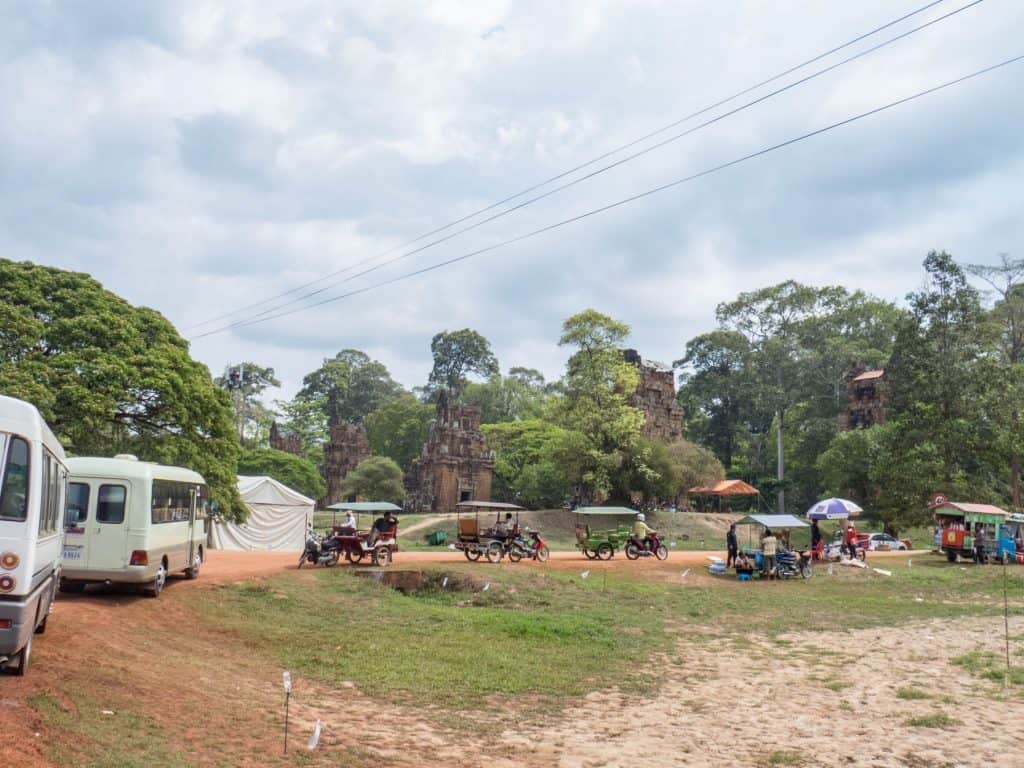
[
  {"x1": 0, "y1": 436, "x2": 29, "y2": 522},
  {"x1": 96, "y1": 485, "x2": 126, "y2": 524},
  {"x1": 65, "y1": 482, "x2": 90, "y2": 528}
]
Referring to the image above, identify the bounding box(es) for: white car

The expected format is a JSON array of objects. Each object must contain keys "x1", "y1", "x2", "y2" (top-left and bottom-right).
[{"x1": 861, "y1": 532, "x2": 909, "y2": 551}]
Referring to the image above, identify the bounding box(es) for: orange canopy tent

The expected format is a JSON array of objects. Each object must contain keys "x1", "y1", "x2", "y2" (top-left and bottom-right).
[
  {"x1": 689, "y1": 479, "x2": 761, "y2": 496},
  {"x1": 689, "y1": 479, "x2": 762, "y2": 513}
]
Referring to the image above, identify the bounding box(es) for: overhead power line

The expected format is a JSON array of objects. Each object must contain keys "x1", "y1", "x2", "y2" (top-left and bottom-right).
[
  {"x1": 186, "y1": 0, "x2": 955, "y2": 331},
  {"x1": 192, "y1": 0, "x2": 983, "y2": 337},
  {"x1": 188, "y1": 52, "x2": 1024, "y2": 340}
]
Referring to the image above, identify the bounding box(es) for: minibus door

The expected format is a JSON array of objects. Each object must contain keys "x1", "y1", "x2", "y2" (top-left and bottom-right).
[
  {"x1": 186, "y1": 487, "x2": 197, "y2": 567},
  {"x1": 88, "y1": 483, "x2": 129, "y2": 570}
]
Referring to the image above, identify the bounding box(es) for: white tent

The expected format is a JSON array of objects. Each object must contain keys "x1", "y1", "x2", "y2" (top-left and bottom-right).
[{"x1": 209, "y1": 476, "x2": 314, "y2": 552}]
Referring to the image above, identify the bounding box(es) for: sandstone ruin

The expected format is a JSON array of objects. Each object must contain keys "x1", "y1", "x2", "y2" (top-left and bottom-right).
[
  {"x1": 322, "y1": 422, "x2": 371, "y2": 506},
  {"x1": 623, "y1": 349, "x2": 684, "y2": 442},
  {"x1": 840, "y1": 367, "x2": 887, "y2": 430}
]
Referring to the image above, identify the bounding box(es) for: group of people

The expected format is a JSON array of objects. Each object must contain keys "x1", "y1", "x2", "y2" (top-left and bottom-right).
[{"x1": 334, "y1": 509, "x2": 399, "y2": 547}]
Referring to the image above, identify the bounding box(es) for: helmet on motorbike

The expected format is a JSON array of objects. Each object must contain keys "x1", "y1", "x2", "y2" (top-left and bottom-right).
[{"x1": 636, "y1": 513, "x2": 645, "y2": 522}]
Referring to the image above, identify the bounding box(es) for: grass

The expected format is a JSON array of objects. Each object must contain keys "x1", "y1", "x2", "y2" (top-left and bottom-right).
[
  {"x1": 951, "y1": 650, "x2": 1024, "y2": 685},
  {"x1": 903, "y1": 713, "x2": 959, "y2": 729},
  {"x1": 198, "y1": 566, "x2": 664, "y2": 706},
  {"x1": 766, "y1": 750, "x2": 805, "y2": 767},
  {"x1": 895, "y1": 686, "x2": 932, "y2": 700},
  {"x1": 191, "y1": 555, "x2": 1024, "y2": 710},
  {"x1": 28, "y1": 691, "x2": 190, "y2": 768}
]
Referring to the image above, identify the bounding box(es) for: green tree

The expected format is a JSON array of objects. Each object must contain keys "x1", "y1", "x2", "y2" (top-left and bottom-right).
[
  {"x1": 481, "y1": 419, "x2": 580, "y2": 506},
  {"x1": 0, "y1": 258, "x2": 245, "y2": 520},
  {"x1": 214, "y1": 362, "x2": 280, "y2": 446},
  {"x1": 364, "y1": 394, "x2": 435, "y2": 471},
  {"x1": 665, "y1": 439, "x2": 726, "y2": 502},
  {"x1": 427, "y1": 329, "x2": 499, "y2": 395},
  {"x1": 236, "y1": 446, "x2": 326, "y2": 500},
  {"x1": 460, "y1": 368, "x2": 549, "y2": 424},
  {"x1": 339, "y1": 456, "x2": 406, "y2": 502},
  {"x1": 552, "y1": 309, "x2": 644, "y2": 501}
]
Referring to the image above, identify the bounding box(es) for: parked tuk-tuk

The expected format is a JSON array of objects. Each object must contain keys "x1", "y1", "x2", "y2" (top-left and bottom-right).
[{"x1": 933, "y1": 501, "x2": 1016, "y2": 564}]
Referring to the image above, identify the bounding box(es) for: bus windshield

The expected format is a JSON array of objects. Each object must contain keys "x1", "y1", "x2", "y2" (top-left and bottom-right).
[{"x1": 0, "y1": 433, "x2": 30, "y2": 522}]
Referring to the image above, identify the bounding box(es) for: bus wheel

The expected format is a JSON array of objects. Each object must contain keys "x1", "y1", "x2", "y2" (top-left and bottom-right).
[
  {"x1": 185, "y1": 550, "x2": 202, "y2": 580},
  {"x1": 10, "y1": 635, "x2": 31, "y2": 677},
  {"x1": 146, "y1": 562, "x2": 167, "y2": 598},
  {"x1": 34, "y1": 615, "x2": 47, "y2": 635},
  {"x1": 59, "y1": 580, "x2": 85, "y2": 594}
]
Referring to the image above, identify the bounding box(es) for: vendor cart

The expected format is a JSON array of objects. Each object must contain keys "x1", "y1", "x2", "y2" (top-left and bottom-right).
[
  {"x1": 325, "y1": 501, "x2": 401, "y2": 567},
  {"x1": 573, "y1": 506, "x2": 636, "y2": 560},
  {"x1": 932, "y1": 500, "x2": 1015, "y2": 564},
  {"x1": 453, "y1": 500, "x2": 524, "y2": 563}
]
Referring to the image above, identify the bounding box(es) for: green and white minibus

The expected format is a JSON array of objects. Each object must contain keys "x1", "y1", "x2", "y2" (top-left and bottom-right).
[
  {"x1": 0, "y1": 394, "x2": 67, "y2": 676},
  {"x1": 61, "y1": 456, "x2": 207, "y2": 597}
]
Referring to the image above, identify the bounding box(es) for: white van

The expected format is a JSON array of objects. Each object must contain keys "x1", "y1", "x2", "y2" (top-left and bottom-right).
[
  {"x1": 61, "y1": 456, "x2": 207, "y2": 597},
  {"x1": 0, "y1": 395, "x2": 67, "y2": 676}
]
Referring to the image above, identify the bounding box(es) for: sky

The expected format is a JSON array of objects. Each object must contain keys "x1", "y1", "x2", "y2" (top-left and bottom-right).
[{"x1": 2, "y1": 0, "x2": 1023, "y2": 404}]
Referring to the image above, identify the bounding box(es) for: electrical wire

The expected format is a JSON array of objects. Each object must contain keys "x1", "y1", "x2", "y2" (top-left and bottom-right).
[
  {"x1": 186, "y1": 0, "x2": 954, "y2": 331},
  {"x1": 188, "y1": 53, "x2": 1024, "y2": 340},
  {"x1": 192, "y1": 0, "x2": 983, "y2": 336}
]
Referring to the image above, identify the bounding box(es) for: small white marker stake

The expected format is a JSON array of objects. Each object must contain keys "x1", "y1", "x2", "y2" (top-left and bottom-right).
[
  {"x1": 681, "y1": 569, "x2": 690, "y2": 579},
  {"x1": 827, "y1": 563, "x2": 834, "y2": 576},
  {"x1": 441, "y1": 576, "x2": 449, "y2": 588},
  {"x1": 482, "y1": 582, "x2": 490, "y2": 591},
  {"x1": 307, "y1": 720, "x2": 322, "y2": 750},
  {"x1": 581, "y1": 570, "x2": 590, "y2": 579}
]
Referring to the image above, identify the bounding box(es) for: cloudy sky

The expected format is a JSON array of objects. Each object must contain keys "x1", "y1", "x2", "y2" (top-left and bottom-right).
[{"x1": 2, "y1": 0, "x2": 1022, "y2": 402}]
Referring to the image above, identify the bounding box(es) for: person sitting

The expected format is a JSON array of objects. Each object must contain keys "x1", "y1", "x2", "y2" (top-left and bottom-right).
[
  {"x1": 366, "y1": 511, "x2": 398, "y2": 548},
  {"x1": 734, "y1": 551, "x2": 754, "y2": 577},
  {"x1": 494, "y1": 512, "x2": 515, "y2": 539},
  {"x1": 631, "y1": 513, "x2": 653, "y2": 551},
  {"x1": 338, "y1": 511, "x2": 358, "y2": 534}
]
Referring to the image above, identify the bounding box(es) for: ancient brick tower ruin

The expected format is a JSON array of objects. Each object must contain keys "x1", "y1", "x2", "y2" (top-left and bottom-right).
[
  {"x1": 840, "y1": 367, "x2": 887, "y2": 430},
  {"x1": 269, "y1": 422, "x2": 304, "y2": 457},
  {"x1": 407, "y1": 391, "x2": 495, "y2": 512},
  {"x1": 322, "y1": 422, "x2": 371, "y2": 506},
  {"x1": 623, "y1": 349, "x2": 684, "y2": 442}
]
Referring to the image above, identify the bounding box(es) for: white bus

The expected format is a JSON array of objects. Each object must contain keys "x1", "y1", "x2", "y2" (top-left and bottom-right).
[
  {"x1": 0, "y1": 395, "x2": 67, "y2": 676},
  {"x1": 61, "y1": 456, "x2": 207, "y2": 598}
]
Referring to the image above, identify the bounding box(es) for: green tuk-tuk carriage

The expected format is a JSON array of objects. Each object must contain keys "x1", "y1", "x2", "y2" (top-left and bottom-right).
[
  {"x1": 933, "y1": 500, "x2": 1016, "y2": 564},
  {"x1": 574, "y1": 506, "x2": 637, "y2": 560}
]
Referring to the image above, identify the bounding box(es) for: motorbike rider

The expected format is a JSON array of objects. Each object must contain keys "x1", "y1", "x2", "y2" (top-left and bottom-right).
[{"x1": 631, "y1": 513, "x2": 654, "y2": 552}]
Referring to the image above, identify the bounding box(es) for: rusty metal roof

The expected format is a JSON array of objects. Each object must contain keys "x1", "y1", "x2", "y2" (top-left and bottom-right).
[
  {"x1": 689, "y1": 479, "x2": 760, "y2": 496},
  {"x1": 934, "y1": 501, "x2": 1008, "y2": 516}
]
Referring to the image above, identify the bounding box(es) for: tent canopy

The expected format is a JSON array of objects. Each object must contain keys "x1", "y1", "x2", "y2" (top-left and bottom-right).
[
  {"x1": 735, "y1": 514, "x2": 808, "y2": 529},
  {"x1": 327, "y1": 501, "x2": 402, "y2": 512},
  {"x1": 933, "y1": 501, "x2": 1008, "y2": 517},
  {"x1": 209, "y1": 475, "x2": 315, "y2": 552},
  {"x1": 574, "y1": 506, "x2": 638, "y2": 516},
  {"x1": 690, "y1": 479, "x2": 760, "y2": 496}
]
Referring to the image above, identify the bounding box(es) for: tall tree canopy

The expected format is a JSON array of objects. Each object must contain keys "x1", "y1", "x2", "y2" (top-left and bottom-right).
[
  {"x1": 0, "y1": 258, "x2": 245, "y2": 519},
  {"x1": 339, "y1": 456, "x2": 406, "y2": 503},
  {"x1": 214, "y1": 361, "x2": 280, "y2": 446},
  {"x1": 460, "y1": 367, "x2": 550, "y2": 424},
  {"x1": 237, "y1": 447, "x2": 326, "y2": 501},
  {"x1": 364, "y1": 393, "x2": 435, "y2": 471},
  {"x1": 427, "y1": 329, "x2": 499, "y2": 395}
]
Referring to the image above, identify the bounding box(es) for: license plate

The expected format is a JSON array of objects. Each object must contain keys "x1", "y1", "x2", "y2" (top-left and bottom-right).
[{"x1": 63, "y1": 547, "x2": 82, "y2": 560}]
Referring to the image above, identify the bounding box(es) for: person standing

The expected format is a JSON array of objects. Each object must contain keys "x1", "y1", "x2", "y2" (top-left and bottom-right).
[
  {"x1": 726, "y1": 523, "x2": 738, "y2": 567},
  {"x1": 845, "y1": 522, "x2": 859, "y2": 560},
  {"x1": 762, "y1": 528, "x2": 778, "y2": 579},
  {"x1": 810, "y1": 519, "x2": 822, "y2": 558},
  {"x1": 974, "y1": 523, "x2": 986, "y2": 564}
]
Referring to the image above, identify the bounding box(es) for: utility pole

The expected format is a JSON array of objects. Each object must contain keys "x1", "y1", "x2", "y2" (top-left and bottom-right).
[{"x1": 776, "y1": 408, "x2": 785, "y2": 514}]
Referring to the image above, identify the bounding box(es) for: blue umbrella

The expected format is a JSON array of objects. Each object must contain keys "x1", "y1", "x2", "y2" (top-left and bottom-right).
[{"x1": 806, "y1": 498, "x2": 863, "y2": 520}]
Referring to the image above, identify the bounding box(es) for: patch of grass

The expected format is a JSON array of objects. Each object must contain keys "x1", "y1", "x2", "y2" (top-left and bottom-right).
[
  {"x1": 822, "y1": 679, "x2": 845, "y2": 692},
  {"x1": 766, "y1": 750, "x2": 805, "y2": 767},
  {"x1": 952, "y1": 650, "x2": 1024, "y2": 686},
  {"x1": 28, "y1": 691, "x2": 190, "y2": 768},
  {"x1": 895, "y1": 686, "x2": 932, "y2": 700},
  {"x1": 903, "y1": 712, "x2": 959, "y2": 729}
]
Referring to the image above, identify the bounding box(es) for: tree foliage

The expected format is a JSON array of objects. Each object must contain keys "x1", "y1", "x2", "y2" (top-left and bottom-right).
[
  {"x1": 0, "y1": 258, "x2": 245, "y2": 519},
  {"x1": 237, "y1": 446, "x2": 326, "y2": 501},
  {"x1": 214, "y1": 361, "x2": 280, "y2": 446},
  {"x1": 427, "y1": 329, "x2": 499, "y2": 395},
  {"x1": 339, "y1": 456, "x2": 406, "y2": 503},
  {"x1": 460, "y1": 368, "x2": 550, "y2": 424},
  {"x1": 364, "y1": 393, "x2": 435, "y2": 471},
  {"x1": 481, "y1": 420, "x2": 581, "y2": 508}
]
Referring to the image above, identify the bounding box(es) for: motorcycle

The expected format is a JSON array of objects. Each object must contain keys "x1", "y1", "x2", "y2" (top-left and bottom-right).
[
  {"x1": 507, "y1": 530, "x2": 550, "y2": 563},
  {"x1": 297, "y1": 531, "x2": 342, "y2": 568},
  {"x1": 774, "y1": 549, "x2": 812, "y2": 579},
  {"x1": 624, "y1": 531, "x2": 669, "y2": 560}
]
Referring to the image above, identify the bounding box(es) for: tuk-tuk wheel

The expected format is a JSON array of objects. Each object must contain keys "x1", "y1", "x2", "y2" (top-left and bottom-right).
[
  {"x1": 485, "y1": 542, "x2": 504, "y2": 563},
  {"x1": 464, "y1": 549, "x2": 481, "y2": 562},
  {"x1": 583, "y1": 549, "x2": 597, "y2": 560},
  {"x1": 349, "y1": 549, "x2": 365, "y2": 564},
  {"x1": 374, "y1": 547, "x2": 392, "y2": 567},
  {"x1": 596, "y1": 543, "x2": 613, "y2": 560}
]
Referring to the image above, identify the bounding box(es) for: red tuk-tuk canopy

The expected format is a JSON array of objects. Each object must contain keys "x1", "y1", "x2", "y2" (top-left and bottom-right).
[{"x1": 689, "y1": 479, "x2": 760, "y2": 496}]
